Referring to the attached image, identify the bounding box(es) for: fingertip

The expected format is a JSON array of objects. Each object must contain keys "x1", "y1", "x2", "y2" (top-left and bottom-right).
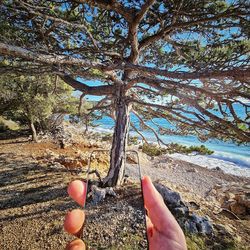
[
  {"x1": 66, "y1": 239, "x2": 85, "y2": 250},
  {"x1": 142, "y1": 176, "x2": 150, "y2": 188},
  {"x1": 142, "y1": 176, "x2": 150, "y2": 181},
  {"x1": 67, "y1": 180, "x2": 86, "y2": 206},
  {"x1": 64, "y1": 209, "x2": 85, "y2": 235},
  {"x1": 142, "y1": 176, "x2": 154, "y2": 197}
]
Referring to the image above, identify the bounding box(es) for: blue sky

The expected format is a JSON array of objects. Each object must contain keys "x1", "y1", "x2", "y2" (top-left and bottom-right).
[{"x1": 73, "y1": 78, "x2": 105, "y2": 101}]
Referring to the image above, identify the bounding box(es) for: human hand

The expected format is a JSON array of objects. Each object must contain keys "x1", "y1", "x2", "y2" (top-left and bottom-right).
[
  {"x1": 64, "y1": 177, "x2": 187, "y2": 250},
  {"x1": 142, "y1": 176, "x2": 187, "y2": 250},
  {"x1": 64, "y1": 180, "x2": 86, "y2": 250}
]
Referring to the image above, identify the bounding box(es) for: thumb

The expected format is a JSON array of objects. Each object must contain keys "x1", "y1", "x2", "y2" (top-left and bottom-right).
[{"x1": 142, "y1": 176, "x2": 182, "y2": 234}]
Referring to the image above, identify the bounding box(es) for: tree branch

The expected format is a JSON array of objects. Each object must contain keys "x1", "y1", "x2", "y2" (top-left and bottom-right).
[
  {"x1": 126, "y1": 64, "x2": 250, "y2": 80},
  {"x1": 127, "y1": 0, "x2": 156, "y2": 63},
  {"x1": 0, "y1": 42, "x2": 105, "y2": 69},
  {"x1": 135, "y1": 0, "x2": 156, "y2": 24},
  {"x1": 130, "y1": 122, "x2": 149, "y2": 144},
  {"x1": 139, "y1": 8, "x2": 248, "y2": 50},
  {"x1": 77, "y1": 0, "x2": 133, "y2": 22},
  {"x1": 132, "y1": 110, "x2": 167, "y2": 146},
  {"x1": 16, "y1": 1, "x2": 98, "y2": 49},
  {"x1": 1, "y1": 42, "x2": 250, "y2": 81},
  {"x1": 78, "y1": 93, "x2": 86, "y2": 116},
  {"x1": 60, "y1": 74, "x2": 114, "y2": 95}
]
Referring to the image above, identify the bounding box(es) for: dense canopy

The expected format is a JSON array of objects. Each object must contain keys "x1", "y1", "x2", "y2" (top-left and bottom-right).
[{"x1": 0, "y1": 0, "x2": 249, "y2": 185}]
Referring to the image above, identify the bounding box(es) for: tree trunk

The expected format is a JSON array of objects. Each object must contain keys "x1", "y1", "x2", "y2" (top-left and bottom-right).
[
  {"x1": 103, "y1": 88, "x2": 131, "y2": 187},
  {"x1": 29, "y1": 121, "x2": 38, "y2": 143},
  {"x1": 84, "y1": 115, "x2": 89, "y2": 134}
]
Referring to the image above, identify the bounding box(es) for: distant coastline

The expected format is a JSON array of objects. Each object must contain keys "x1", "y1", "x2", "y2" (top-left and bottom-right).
[{"x1": 91, "y1": 119, "x2": 250, "y2": 178}]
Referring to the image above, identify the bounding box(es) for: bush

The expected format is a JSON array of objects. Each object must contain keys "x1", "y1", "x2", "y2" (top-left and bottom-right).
[
  {"x1": 128, "y1": 136, "x2": 139, "y2": 145},
  {"x1": 141, "y1": 142, "x2": 213, "y2": 157},
  {"x1": 186, "y1": 234, "x2": 206, "y2": 250},
  {"x1": 167, "y1": 143, "x2": 214, "y2": 155},
  {"x1": 0, "y1": 116, "x2": 19, "y2": 132},
  {"x1": 102, "y1": 133, "x2": 112, "y2": 141},
  {"x1": 141, "y1": 143, "x2": 167, "y2": 157}
]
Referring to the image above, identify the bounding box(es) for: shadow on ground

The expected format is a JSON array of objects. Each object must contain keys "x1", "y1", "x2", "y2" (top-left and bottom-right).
[{"x1": 0, "y1": 152, "x2": 79, "y2": 219}]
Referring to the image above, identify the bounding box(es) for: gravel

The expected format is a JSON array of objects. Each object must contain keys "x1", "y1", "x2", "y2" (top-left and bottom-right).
[{"x1": 126, "y1": 155, "x2": 248, "y2": 198}]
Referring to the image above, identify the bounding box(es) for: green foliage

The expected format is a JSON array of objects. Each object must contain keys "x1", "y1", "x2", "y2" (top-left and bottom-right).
[
  {"x1": 0, "y1": 0, "x2": 249, "y2": 145},
  {"x1": 238, "y1": 123, "x2": 248, "y2": 131},
  {"x1": 101, "y1": 133, "x2": 113, "y2": 141},
  {"x1": 141, "y1": 143, "x2": 213, "y2": 157},
  {"x1": 167, "y1": 143, "x2": 214, "y2": 155},
  {"x1": 0, "y1": 74, "x2": 77, "y2": 132},
  {"x1": 185, "y1": 233, "x2": 243, "y2": 250},
  {"x1": 141, "y1": 143, "x2": 167, "y2": 157},
  {"x1": 69, "y1": 100, "x2": 100, "y2": 133},
  {"x1": 128, "y1": 136, "x2": 139, "y2": 145},
  {"x1": 186, "y1": 234, "x2": 206, "y2": 250},
  {"x1": 0, "y1": 116, "x2": 19, "y2": 132},
  {"x1": 89, "y1": 69, "x2": 105, "y2": 78}
]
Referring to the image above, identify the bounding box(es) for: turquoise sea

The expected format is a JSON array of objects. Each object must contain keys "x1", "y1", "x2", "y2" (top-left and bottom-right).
[{"x1": 93, "y1": 106, "x2": 250, "y2": 170}]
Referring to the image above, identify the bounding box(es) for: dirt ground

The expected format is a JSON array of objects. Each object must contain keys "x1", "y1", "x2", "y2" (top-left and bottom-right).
[
  {"x1": 0, "y1": 136, "x2": 250, "y2": 250},
  {"x1": 0, "y1": 137, "x2": 148, "y2": 250},
  {"x1": 0, "y1": 138, "x2": 77, "y2": 250}
]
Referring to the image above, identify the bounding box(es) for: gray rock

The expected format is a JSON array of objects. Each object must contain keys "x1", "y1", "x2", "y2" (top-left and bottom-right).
[
  {"x1": 106, "y1": 187, "x2": 117, "y2": 197},
  {"x1": 174, "y1": 206, "x2": 189, "y2": 217},
  {"x1": 212, "y1": 166, "x2": 223, "y2": 172},
  {"x1": 90, "y1": 185, "x2": 116, "y2": 205},
  {"x1": 184, "y1": 220, "x2": 199, "y2": 234},
  {"x1": 187, "y1": 214, "x2": 213, "y2": 235},
  {"x1": 154, "y1": 183, "x2": 182, "y2": 207},
  {"x1": 154, "y1": 182, "x2": 213, "y2": 235},
  {"x1": 186, "y1": 168, "x2": 198, "y2": 173}
]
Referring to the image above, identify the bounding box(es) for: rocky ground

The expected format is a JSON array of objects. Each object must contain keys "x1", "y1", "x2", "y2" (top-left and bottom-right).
[{"x1": 0, "y1": 131, "x2": 249, "y2": 250}]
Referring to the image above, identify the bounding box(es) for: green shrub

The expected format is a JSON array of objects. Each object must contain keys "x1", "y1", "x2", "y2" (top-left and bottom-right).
[
  {"x1": 186, "y1": 234, "x2": 206, "y2": 250},
  {"x1": 141, "y1": 143, "x2": 167, "y2": 156},
  {"x1": 141, "y1": 142, "x2": 213, "y2": 157},
  {"x1": 0, "y1": 116, "x2": 19, "y2": 132},
  {"x1": 102, "y1": 133, "x2": 112, "y2": 141},
  {"x1": 128, "y1": 136, "x2": 139, "y2": 145},
  {"x1": 167, "y1": 143, "x2": 214, "y2": 155}
]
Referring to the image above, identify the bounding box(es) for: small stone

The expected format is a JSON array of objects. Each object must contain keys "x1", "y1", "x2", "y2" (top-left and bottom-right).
[
  {"x1": 106, "y1": 187, "x2": 116, "y2": 197},
  {"x1": 225, "y1": 192, "x2": 235, "y2": 200},
  {"x1": 235, "y1": 234, "x2": 242, "y2": 243},
  {"x1": 214, "y1": 184, "x2": 222, "y2": 189},
  {"x1": 209, "y1": 188, "x2": 217, "y2": 195},
  {"x1": 188, "y1": 201, "x2": 200, "y2": 210},
  {"x1": 243, "y1": 184, "x2": 250, "y2": 189},
  {"x1": 212, "y1": 166, "x2": 223, "y2": 172},
  {"x1": 206, "y1": 196, "x2": 217, "y2": 203},
  {"x1": 186, "y1": 168, "x2": 198, "y2": 173},
  {"x1": 230, "y1": 203, "x2": 246, "y2": 215}
]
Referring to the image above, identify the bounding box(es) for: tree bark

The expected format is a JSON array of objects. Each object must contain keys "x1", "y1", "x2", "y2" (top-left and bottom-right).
[
  {"x1": 29, "y1": 121, "x2": 38, "y2": 143},
  {"x1": 103, "y1": 87, "x2": 131, "y2": 187},
  {"x1": 84, "y1": 115, "x2": 89, "y2": 134}
]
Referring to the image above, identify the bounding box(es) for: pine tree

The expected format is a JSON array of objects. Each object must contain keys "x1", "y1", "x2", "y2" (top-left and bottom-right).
[{"x1": 0, "y1": 0, "x2": 249, "y2": 185}]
